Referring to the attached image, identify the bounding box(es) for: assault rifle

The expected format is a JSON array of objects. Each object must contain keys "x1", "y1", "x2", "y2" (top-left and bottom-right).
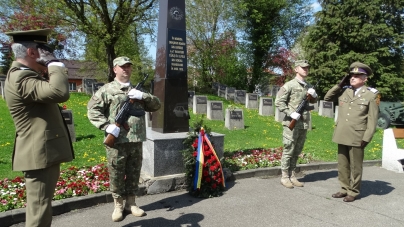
[
  {"x1": 288, "y1": 80, "x2": 320, "y2": 130},
  {"x1": 103, "y1": 73, "x2": 149, "y2": 147}
]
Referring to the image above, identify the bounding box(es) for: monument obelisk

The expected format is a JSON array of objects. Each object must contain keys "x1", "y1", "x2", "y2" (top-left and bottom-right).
[{"x1": 152, "y1": 0, "x2": 189, "y2": 133}]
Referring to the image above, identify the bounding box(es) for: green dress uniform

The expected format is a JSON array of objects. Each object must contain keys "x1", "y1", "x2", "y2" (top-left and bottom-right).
[
  {"x1": 5, "y1": 61, "x2": 75, "y2": 227},
  {"x1": 324, "y1": 84, "x2": 379, "y2": 197}
]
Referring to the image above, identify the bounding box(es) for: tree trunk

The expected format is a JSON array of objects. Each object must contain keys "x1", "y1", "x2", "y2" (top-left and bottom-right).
[{"x1": 105, "y1": 44, "x2": 116, "y2": 82}]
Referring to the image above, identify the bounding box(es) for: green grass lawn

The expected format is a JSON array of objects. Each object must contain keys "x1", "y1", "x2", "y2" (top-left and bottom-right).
[{"x1": 0, "y1": 93, "x2": 385, "y2": 180}]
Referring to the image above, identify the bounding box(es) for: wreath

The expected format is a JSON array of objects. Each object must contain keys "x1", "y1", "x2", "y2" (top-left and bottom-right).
[{"x1": 181, "y1": 119, "x2": 225, "y2": 198}]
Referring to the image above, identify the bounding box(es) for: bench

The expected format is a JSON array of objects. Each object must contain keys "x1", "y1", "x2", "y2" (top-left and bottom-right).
[{"x1": 382, "y1": 128, "x2": 404, "y2": 173}]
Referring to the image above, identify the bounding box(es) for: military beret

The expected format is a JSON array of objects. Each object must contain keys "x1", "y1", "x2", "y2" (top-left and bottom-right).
[
  {"x1": 113, "y1": 56, "x2": 133, "y2": 67},
  {"x1": 349, "y1": 61, "x2": 372, "y2": 76},
  {"x1": 5, "y1": 28, "x2": 51, "y2": 44},
  {"x1": 294, "y1": 60, "x2": 310, "y2": 68}
]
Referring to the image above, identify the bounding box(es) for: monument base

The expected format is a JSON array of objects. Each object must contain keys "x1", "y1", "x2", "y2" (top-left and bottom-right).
[{"x1": 141, "y1": 128, "x2": 224, "y2": 177}]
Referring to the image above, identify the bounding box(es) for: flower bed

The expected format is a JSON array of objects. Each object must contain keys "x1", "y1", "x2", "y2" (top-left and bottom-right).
[{"x1": 0, "y1": 163, "x2": 109, "y2": 212}]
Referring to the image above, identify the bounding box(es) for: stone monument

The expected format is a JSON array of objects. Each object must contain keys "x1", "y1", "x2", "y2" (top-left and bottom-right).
[
  {"x1": 207, "y1": 101, "x2": 224, "y2": 120},
  {"x1": 153, "y1": 0, "x2": 189, "y2": 133},
  {"x1": 234, "y1": 90, "x2": 246, "y2": 104},
  {"x1": 319, "y1": 100, "x2": 334, "y2": 118},
  {"x1": 143, "y1": 0, "x2": 225, "y2": 182},
  {"x1": 259, "y1": 97, "x2": 274, "y2": 116},
  {"x1": 193, "y1": 95, "x2": 207, "y2": 114},
  {"x1": 225, "y1": 108, "x2": 244, "y2": 130}
]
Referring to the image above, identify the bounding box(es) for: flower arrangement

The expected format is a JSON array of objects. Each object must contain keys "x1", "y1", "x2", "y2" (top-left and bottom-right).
[
  {"x1": 181, "y1": 119, "x2": 225, "y2": 198},
  {"x1": 223, "y1": 148, "x2": 313, "y2": 172},
  {"x1": 0, "y1": 163, "x2": 109, "y2": 212}
]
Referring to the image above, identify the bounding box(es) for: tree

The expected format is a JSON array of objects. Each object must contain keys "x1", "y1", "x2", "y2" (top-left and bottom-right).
[
  {"x1": 186, "y1": 0, "x2": 244, "y2": 92},
  {"x1": 0, "y1": 0, "x2": 157, "y2": 82},
  {"x1": 303, "y1": 0, "x2": 404, "y2": 100},
  {"x1": 237, "y1": 0, "x2": 312, "y2": 92}
]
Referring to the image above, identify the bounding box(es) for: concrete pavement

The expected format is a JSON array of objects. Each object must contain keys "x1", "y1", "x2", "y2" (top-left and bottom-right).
[{"x1": 7, "y1": 162, "x2": 404, "y2": 227}]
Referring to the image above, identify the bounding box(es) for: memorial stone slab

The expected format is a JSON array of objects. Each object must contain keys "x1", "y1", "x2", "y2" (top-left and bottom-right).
[
  {"x1": 309, "y1": 101, "x2": 319, "y2": 112},
  {"x1": 319, "y1": 100, "x2": 334, "y2": 118},
  {"x1": 142, "y1": 128, "x2": 224, "y2": 177},
  {"x1": 246, "y1": 93, "x2": 259, "y2": 109},
  {"x1": 334, "y1": 106, "x2": 339, "y2": 123},
  {"x1": 275, "y1": 107, "x2": 286, "y2": 122},
  {"x1": 212, "y1": 82, "x2": 219, "y2": 94},
  {"x1": 218, "y1": 84, "x2": 226, "y2": 98},
  {"x1": 259, "y1": 97, "x2": 274, "y2": 116},
  {"x1": 61, "y1": 109, "x2": 76, "y2": 142},
  {"x1": 207, "y1": 101, "x2": 224, "y2": 120},
  {"x1": 307, "y1": 111, "x2": 312, "y2": 131},
  {"x1": 234, "y1": 90, "x2": 246, "y2": 104},
  {"x1": 225, "y1": 108, "x2": 244, "y2": 130},
  {"x1": 0, "y1": 79, "x2": 5, "y2": 98},
  {"x1": 152, "y1": 0, "x2": 189, "y2": 133},
  {"x1": 225, "y1": 87, "x2": 235, "y2": 100},
  {"x1": 193, "y1": 95, "x2": 207, "y2": 114},
  {"x1": 188, "y1": 90, "x2": 195, "y2": 107}
]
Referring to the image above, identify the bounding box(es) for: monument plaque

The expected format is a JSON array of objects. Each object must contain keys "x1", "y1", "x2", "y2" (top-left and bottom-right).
[
  {"x1": 259, "y1": 97, "x2": 274, "y2": 116},
  {"x1": 319, "y1": 100, "x2": 334, "y2": 118},
  {"x1": 152, "y1": 0, "x2": 189, "y2": 133},
  {"x1": 246, "y1": 93, "x2": 259, "y2": 109},
  {"x1": 207, "y1": 101, "x2": 223, "y2": 120},
  {"x1": 234, "y1": 90, "x2": 246, "y2": 104},
  {"x1": 61, "y1": 109, "x2": 76, "y2": 142},
  {"x1": 218, "y1": 84, "x2": 226, "y2": 98},
  {"x1": 225, "y1": 87, "x2": 235, "y2": 100},
  {"x1": 225, "y1": 109, "x2": 244, "y2": 130},
  {"x1": 193, "y1": 95, "x2": 207, "y2": 114}
]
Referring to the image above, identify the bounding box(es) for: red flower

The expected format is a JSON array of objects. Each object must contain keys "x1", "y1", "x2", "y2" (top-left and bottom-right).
[
  {"x1": 205, "y1": 177, "x2": 211, "y2": 183},
  {"x1": 211, "y1": 183, "x2": 217, "y2": 189},
  {"x1": 193, "y1": 151, "x2": 197, "y2": 157},
  {"x1": 210, "y1": 166, "x2": 216, "y2": 171},
  {"x1": 203, "y1": 170, "x2": 209, "y2": 176}
]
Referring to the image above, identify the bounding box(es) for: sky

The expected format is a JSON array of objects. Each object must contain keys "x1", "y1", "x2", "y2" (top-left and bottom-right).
[
  {"x1": 0, "y1": 1, "x2": 322, "y2": 63},
  {"x1": 145, "y1": 1, "x2": 322, "y2": 61}
]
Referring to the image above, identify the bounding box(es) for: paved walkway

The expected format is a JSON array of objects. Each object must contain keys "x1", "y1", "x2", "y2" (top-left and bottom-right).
[{"x1": 8, "y1": 165, "x2": 404, "y2": 227}]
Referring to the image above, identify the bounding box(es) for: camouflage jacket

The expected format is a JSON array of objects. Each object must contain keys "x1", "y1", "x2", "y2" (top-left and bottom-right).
[
  {"x1": 275, "y1": 78, "x2": 317, "y2": 129},
  {"x1": 87, "y1": 79, "x2": 161, "y2": 143}
]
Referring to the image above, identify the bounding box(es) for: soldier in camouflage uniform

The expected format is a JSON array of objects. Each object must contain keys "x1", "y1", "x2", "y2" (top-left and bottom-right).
[
  {"x1": 87, "y1": 57, "x2": 161, "y2": 222},
  {"x1": 275, "y1": 60, "x2": 318, "y2": 189}
]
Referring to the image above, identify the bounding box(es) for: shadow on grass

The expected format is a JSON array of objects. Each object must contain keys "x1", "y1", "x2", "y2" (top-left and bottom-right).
[{"x1": 76, "y1": 134, "x2": 96, "y2": 141}]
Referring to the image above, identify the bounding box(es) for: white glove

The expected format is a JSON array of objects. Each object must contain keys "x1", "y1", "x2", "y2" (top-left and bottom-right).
[
  {"x1": 128, "y1": 89, "x2": 143, "y2": 100},
  {"x1": 290, "y1": 112, "x2": 301, "y2": 120},
  {"x1": 307, "y1": 88, "x2": 317, "y2": 98},
  {"x1": 105, "y1": 124, "x2": 120, "y2": 138}
]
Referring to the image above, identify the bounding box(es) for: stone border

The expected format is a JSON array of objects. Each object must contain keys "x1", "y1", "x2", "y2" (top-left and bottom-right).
[{"x1": 0, "y1": 160, "x2": 381, "y2": 226}]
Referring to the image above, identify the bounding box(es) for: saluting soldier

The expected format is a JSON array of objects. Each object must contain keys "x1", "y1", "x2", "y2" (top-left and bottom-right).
[
  {"x1": 4, "y1": 29, "x2": 75, "y2": 226},
  {"x1": 324, "y1": 61, "x2": 379, "y2": 202}
]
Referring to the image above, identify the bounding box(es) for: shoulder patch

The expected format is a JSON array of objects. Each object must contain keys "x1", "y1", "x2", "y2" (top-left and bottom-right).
[
  {"x1": 367, "y1": 87, "x2": 378, "y2": 94},
  {"x1": 87, "y1": 95, "x2": 100, "y2": 109}
]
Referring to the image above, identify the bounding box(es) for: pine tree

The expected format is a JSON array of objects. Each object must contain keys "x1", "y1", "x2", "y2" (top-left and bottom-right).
[{"x1": 303, "y1": 0, "x2": 404, "y2": 100}]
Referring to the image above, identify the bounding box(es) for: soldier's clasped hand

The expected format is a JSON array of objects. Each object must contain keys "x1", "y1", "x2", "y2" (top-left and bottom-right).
[
  {"x1": 128, "y1": 89, "x2": 143, "y2": 100},
  {"x1": 290, "y1": 112, "x2": 301, "y2": 120},
  {"x1": 106, "y1": 124, "x2": 120, "y2": 138},
  {"x1": 307, "y1": 88, "x2": 317, "y2": 98}
]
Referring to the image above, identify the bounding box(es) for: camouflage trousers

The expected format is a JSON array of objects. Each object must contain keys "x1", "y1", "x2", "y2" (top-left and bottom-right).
[
  {"x1": 105, "y1": 142, "x2": 143, "y2": 199},
  {"x1": 281, "y1": 126, "x2": 307, "y2": 171}
]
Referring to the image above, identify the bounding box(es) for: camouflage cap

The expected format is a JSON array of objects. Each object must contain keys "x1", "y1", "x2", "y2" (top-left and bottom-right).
[
  {"x1": 349, "y1": 61, "x2": 372, "y2": 76},
  {"x1": 113, "y1": 56, "x2": 133, "y2": 67},
  {"x1": 294, "y1": 60, "x2": 310, "y2": 68},
  {"x1": 5, "y1": 28, "x2": 51, "y2": 44}
]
